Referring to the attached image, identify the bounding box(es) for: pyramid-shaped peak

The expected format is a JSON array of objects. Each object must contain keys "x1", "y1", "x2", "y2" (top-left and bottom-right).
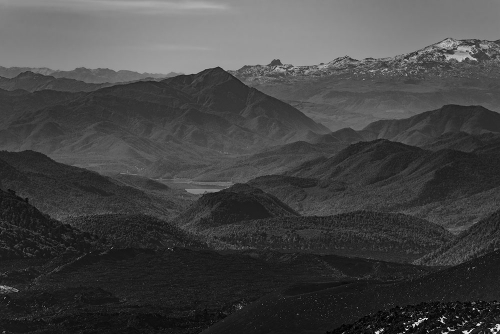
[
  {"x1": 434, "y1": 37, "x2": 460, "y2": 48},
  {"x1": 268, "y1": 59, "x2": 283, "y2": 66}
]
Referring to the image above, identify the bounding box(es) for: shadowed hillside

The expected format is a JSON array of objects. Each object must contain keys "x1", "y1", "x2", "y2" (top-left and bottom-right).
[
  {"x1": 328, "y1": 301, "x2": 500, "y2": 334},
  {"x1": 203, "y1": 249, "x2": 500, "y2": 334},
  {"x1": 248, "y1": 139, "x2": 500, "y2": 229},
  {"x1": 207, "y1": 211, "x2": 453, "y2": 262},
  {"x1": 0, "y1": 68, "x2": 329, "y2": 176},
  {"x1": 0, "y1": 150, "x2": 191, "y2": 220},
  {"x1": 415, "y1": 209, "x2": 500, "y2": 266},
  {"x1": 359, "y1": 105, "x2": 500, "y2": 146},
  {"x1": 0, "y1": 189, "x2": 100, "y2": 259},
  {"x1": 174, "y1": 184, "x2": 299, "y2": 233},
  {"x1": 65, "y1": 214, "x2": 205, "y2": 250}
]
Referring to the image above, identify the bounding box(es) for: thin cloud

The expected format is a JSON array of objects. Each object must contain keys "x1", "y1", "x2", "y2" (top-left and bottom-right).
[
  {"x1": 145, "y1": 44, "x2": 213, "y2": 51},
  {"x1": 1, "y1": 0, "x2": 231, "y2": 15}
]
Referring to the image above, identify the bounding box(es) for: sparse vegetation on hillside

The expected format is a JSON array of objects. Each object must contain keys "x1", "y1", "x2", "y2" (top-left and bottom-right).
[
  {"x1": 208, "y1": 211, "x2": 453, "y2": 262},
  {"x1": 0, "y1": 189, "x2": 100, "y2": 259},
  {"x1": 415, "y1": 209, "x2": 500, "y2": 266},
  {"x1": 65, "y1": 214, "x2": 205, "y2": 249}
]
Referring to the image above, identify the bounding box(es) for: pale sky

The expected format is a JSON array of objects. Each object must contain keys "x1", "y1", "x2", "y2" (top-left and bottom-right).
[{"x1": 0, "y1": 0, "x2": 498, "y2": 74}]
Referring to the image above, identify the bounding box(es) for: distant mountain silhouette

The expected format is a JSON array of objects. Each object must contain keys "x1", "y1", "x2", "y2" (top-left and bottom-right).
[
  {"x1": 0, "y1": 66, "x2": 180, "y2": 84},
  {"x1": 0, "y1": 72, "x2": 108, "y2": 92}
]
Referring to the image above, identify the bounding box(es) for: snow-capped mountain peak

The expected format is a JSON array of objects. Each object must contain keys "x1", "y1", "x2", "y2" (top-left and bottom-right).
[{"x1": 230, "y1": 38, "x2": 500, "y2": 83}]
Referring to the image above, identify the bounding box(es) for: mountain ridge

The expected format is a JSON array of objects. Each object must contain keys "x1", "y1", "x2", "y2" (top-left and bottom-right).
[
  {"x1": 0, "y1": 66, "x2": 181, "y2": 84},
  {"x1": 230, "y1": 38, "x2": 500, "y2": 131}
]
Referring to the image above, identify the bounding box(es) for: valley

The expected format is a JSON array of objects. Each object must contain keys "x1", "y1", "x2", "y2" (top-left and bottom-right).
[{"x1": 1, "y1": 34, "x2": 500, "y2": 334}]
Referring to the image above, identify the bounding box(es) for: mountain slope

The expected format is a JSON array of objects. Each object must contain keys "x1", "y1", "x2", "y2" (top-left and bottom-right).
[
  {"x1": 0, "y1": 150, "x2": 191, "y2": 220},
  {"x1": 359, "y1": 104, "x2": 500, "y2": 146},
  {"x1": 328, "y1": 301, "x2": 500, "y2": 334},
  {"x1": 0, "y1": 67, "x2": 329, "y2": 175},
  {"x1": 248, "y1": 139, "x2": 500, "y2": 228},
  {"x1": 203, "y1": 249, "x2": 500, "y2": 334},
  {"x1": 173, "y1": 184, "x2": 299, "y2": 233},
  {"x1": 230, "y1": 38, "x2": 500, "y2": 130},
  {"x1": 416, "y1": 209, "x2": 500, "y2": 266},
  {"x1": 65, "y1": 214, "x2": 205, "y2": 249},
  {"x1": 208, "y1": 211, "x2": 453, "y2": 262},
  {"x1": 181, "y1": 140, "x2": 347, "y2": 182},
  {"x1": 0, "y1": 188, "x2": 100, "y2": 259}
]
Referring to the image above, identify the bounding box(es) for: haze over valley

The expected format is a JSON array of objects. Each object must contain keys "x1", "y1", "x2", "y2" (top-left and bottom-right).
[{"x1": 1, "y1": 0, "x2": 500, "y2": 333}]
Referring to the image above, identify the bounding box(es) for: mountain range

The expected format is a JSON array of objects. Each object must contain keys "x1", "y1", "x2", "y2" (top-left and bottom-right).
[
  {"x1": 230, "y1": 38, "x2": 500, "y2": 130},
  {"x1": 0, "y1": 66, "x2": 180, "y2": 84},
  {"x1": 0, "y1": 71, "x2": 109, "y2": 93},
  {"x1": 3, "y1": 37, "x2": 500, "y2": 334},
  {"x1": 247, "y1": 137, "x2": 500, "y2": 229},
  {"x1": 186, "y1": 105, "x2": 500, "y2": 182},
  {"x1": 0, "y1": 67, "x2": 329, "y2": 175}
]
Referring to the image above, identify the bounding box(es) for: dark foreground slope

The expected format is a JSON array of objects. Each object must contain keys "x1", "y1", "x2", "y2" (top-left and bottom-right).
[
  {"x1": 416, "y1": 209, "x2": 500, "y2": 266},
  {"x1": 203, "y1": 249, "x2": 500, "y2": 334},
  {"x1": 208, "y1": 211, "x2": 453, "y2": 262},
  {"x1": 0, "y1": 189, "x2": 100, "y2": 259},
  {"x1": 249, "y1": 139, "x2": 500, "y2": 229},
  {"x1": 0, "y1": 248, "x2": 433, "y2": 334},
  {"x1": 329, "y1": 301, "x2": 500, "y2": 334},
  {"x1": 0, "y1": 150, "x2": 191, "y2": 220}
]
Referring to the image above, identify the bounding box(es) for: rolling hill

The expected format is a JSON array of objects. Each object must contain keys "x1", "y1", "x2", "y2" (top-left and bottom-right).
[
  {"x1": 0, "y1": 188, "x2": 100, "y2": 259},
  {"x1": 248, "y1": 139, "x2": 500, "y2": 229},
  {"x1": 173, "y1": 184, "x2": 299, "y2": 233},
  {"x1": 0, "y1": 150, "x2": 192, "y2": 220},
  {"x1": 178, "y1": 140, "x2": 348, "y2": 182},
  {"x1": 358, "y1": 104, "x2": 500, "y2": 146},
  {"x1": 64, "y1": 214, "x2": 205, "y2": 249},
  {"x1": 415, "y1": 209, "x2": 500, "y2": 266},
  {"x1": 207, "y1": 211, "x2": 453, "y2": 262}
]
